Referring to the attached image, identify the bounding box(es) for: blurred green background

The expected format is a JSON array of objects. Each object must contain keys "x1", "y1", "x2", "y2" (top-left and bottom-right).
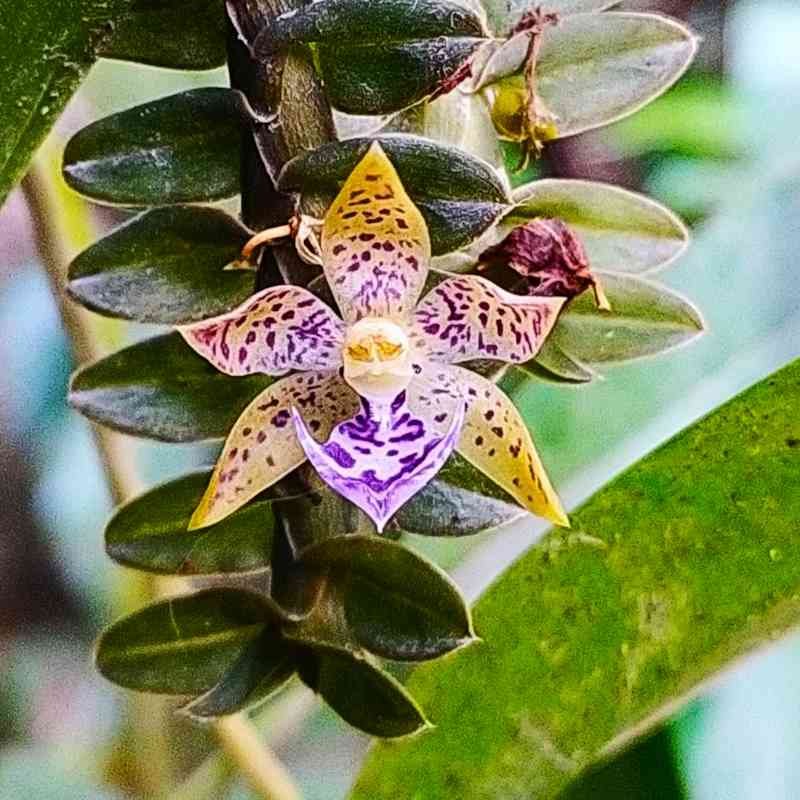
[{"x1": 2, "y1": 0, "x2": 800, "y2": 797}]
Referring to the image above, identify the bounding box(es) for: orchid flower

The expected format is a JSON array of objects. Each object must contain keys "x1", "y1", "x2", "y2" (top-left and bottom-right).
[{"x1": 179, "y1": 142, "x2": 568, "y2": 532}]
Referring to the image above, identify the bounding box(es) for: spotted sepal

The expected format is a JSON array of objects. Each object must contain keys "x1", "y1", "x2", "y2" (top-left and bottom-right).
[
  {"x1": 321, "y1": 141, "x2": 430, "y2": 323},
  {"x1": 452, "y1": 365, "x2": 567, "y2": 526},
  {"x1": 179, "y1": 286, "x2": 345, "y2": 376},
  {"x1": 189, "y1": 372, "x2": 359, "y2": 530},
  {"x1": 412, "y1": 275, "x2": 564, "y2": 364},
  {"x1": 292, "y1": 390, "x2": 464, "y2": 532}
]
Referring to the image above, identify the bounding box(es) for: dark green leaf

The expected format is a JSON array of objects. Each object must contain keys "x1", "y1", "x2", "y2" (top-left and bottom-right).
[
  {"x1": 298, "y1": 536, "x2": 474, "y2": 661},
  {"x1": 551, "y1": 273, "x2": 705, "y2": 365},
  {"x1": 106, "y1": 470, "x2": 279, "y2": 575},
  {"x1": 0, "y1": 0, "x2": 129, "y2": 205},
  {"x1": 521, "y1": 337, "x2": 596, "y2": 385},
  {"x1": 301, "y1": 648, "x2": 429, "y2": 738},
  {"x1": 68, "y1": 206, "x2": 253, "y2": 324},
  {"x1": 69, "y1": 332, "x2": 273, "y2": 442},
  {"x1": 180, "y1": 632, "x2": 296, "y2": 719},
  {"x1": 264, "y1": 0, "x2": 485, "y2": 114},
  {"x1": 278, "y1": 135, "x2": 510, "y2": 254},
  {"x1": 63, "y1": 88, "x2": 243, "y2": 205},
  {"x1": 96, "y1": 589, "x2": 274, "y2": 694},
  {"x1": 351, "y1": 359, "x2": 800, "y2": 799},
  {"x1": 98, "y1": 0, "x2": 227, "y2": 70},
  {"x1": 394, "y1": 452, "x2": 524, "y2": 536}
]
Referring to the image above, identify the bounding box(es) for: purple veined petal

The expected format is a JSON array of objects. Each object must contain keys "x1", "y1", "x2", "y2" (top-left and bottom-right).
[
  {"x1": 178, "y1": 286, "x2": 345, "y2": 376},
  {"x1": 411, "y1": 274, "x2": 565, "y2": 364},
  {"x1": 292, "y1": 389, "x2": 465, "y2": 533},
  {"x1": 407, "y1": 363, "x2": 567, "y2": 526},
  {"x1": 321, "y1": 141, "x2": 430, "y2": 323},
  {"x1": 189, "y1": 371, "x2": 359, "y2": 530}
]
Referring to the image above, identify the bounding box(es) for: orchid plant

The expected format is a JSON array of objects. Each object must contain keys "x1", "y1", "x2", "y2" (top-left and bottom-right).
[
  {"x1": 179, "y1": 142, "x2": 566, "y2": 533},
  {"x1": 21, "y1": 0, "x2": 800, "y2": 796}
]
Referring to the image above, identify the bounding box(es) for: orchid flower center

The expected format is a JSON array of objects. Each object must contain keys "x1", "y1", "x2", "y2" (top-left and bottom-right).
[{"x1": 342, "y1": 317, "x2": 414, "y2": 401}]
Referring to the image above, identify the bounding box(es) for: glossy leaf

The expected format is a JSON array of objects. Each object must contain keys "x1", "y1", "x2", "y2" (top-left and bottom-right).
[
  {"x1": 106, "y1": 471, "x2": 282, "y2": 575},
  {"x1": 264, "y1": 0, "x2": 485, "y2": 114},
  {"x1": 351, "y1": 359, "x2": 800, "y2": 799},
  {"x1": 481, "y1": 0, "x2": 616, "y2": 35},
  {"x1": 180, "y1": 633, "x2": 296, "y2": 719},
  {"x1": 549, "y1": 273, "x2": 704, "y2": 366},
  {"x1": 0, "y1": 0, "x2": 128, "y2": 205},
  {"x1": 63, "y1": 88, "x2": 243, "y2": 206},
  {"x1": 96, "y1": 589, "x2": 275, "y2": 694},
  {"x1": 278, "y1": 135, "x2": 510, "y2": 254},
  {"x1": 295, "y1": 536, "x2": 474, "y2": 661},
  {"x1": 98, "y1": 0, "x2": 226, "y2": 70},
  {"x1": 300, "y1": 648, "x2": 428, "y2": 738},
  {"x1": 508, "y1": 180, "x2": 689, "y2": 275},
  {"x1": 522, "y1": 337, "x2": 596, "y2": 385},
  {"x1": 69, "y1": 333, "x2": 273, "y2": 442},
  {"x1": 68, "y1": 206, "x2": 253, "y2": 324},
  {"x1": 534, "y1": 13, "x2": 699, "y2": 139}
]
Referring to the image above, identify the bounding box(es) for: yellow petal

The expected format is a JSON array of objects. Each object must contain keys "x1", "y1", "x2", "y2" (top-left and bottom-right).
[
  {"x1": 189, "y1": 371, "x2": 359, "y2": 530},
  {"x1": 322, "y1": 141, "x2": 430, "y2": 322},
  {"x1": 451, "y1": 365, "x2": 568, "y2": 527}
]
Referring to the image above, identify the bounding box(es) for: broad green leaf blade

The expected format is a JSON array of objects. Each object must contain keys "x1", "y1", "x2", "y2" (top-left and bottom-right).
[
  {"x1": 351, "y1": 359, "x2": 800, "y2": 799},
  {"x1": 69, "y1": 333, "x2": 273, "y2": 442},
  {"x1": 98, "y1": 0, "x2": 227, "y2": 70},
  {"x1": 265, "y1": 0, "x2": 486, "y2": 114},
  {"x1": 278, "y1": 135, "x2": 510, "y2": 254},
  {"x1": 96, "y1": 589, "x2": 274, "y2": 694},
  {"x1": 394, "y1": 452, "x2": 524, "y2": 536},
  {"x1": 62, "y1": 88, "x2": 243, "y2": 205},
  {"x1": 536, "y1": 12, "x2": 698, "y2": 139},
  {"x1": 301, "y1": 649, "x2": 429, "y2": 738},
  {"x1": 509, "y1": 179, "x2": 689, "y2": 275},
  {"x1": 317, "y1": 39, "x2": 485, "y2": 115},
  {"x1": 68, "y1": 206, "x2": 253, "y2": 324},
  {"x1": 481, "y1": 0, "x2": 616, "y2": 35},
  {"x1": 517, "y1": 337, "x2": 596, "y2": 385},
  {"x1": 180, "y1": 633, "x2": 296, "y2": 719},
  {"x1": 299, "y1": 536, "x2": 475, "y2": 661},
  {"x1": 0, "y1": 0, "x2": 128, "y2": 205},
  {"x1": 106, "y1": 471, "x2": 279, "y2": 575},
  {"x1": 551, "y1": 272, "x2": 705, "y2": 365}
]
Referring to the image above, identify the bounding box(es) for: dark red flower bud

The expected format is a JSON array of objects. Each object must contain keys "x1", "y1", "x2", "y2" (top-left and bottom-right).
[{"x1": 480, "y1": 218, "x2": 610, "y2": 309}]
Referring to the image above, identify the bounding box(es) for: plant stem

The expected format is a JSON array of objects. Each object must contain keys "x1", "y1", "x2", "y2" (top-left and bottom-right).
[{"x1": 23, "y1": 153, "x2": 304, "y2": 800}]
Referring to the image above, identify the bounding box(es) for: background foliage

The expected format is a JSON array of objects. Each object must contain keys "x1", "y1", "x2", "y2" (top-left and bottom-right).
[{"x1": 1, "y1": 1, "x2": 800, "y2": 799}]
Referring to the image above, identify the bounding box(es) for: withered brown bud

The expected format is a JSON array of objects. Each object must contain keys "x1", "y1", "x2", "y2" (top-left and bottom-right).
[{"x1": 480, "y1": 218, "x2": 610, "y2": 309}]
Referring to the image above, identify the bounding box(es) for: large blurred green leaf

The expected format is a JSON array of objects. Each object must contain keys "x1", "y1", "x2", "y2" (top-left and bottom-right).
[
  {"x1": 69, "y1": 332, "x2": 272, "y2": 441},
  {"x1": 96, "y1": 589, "x2": 276, "y2": 694},
  {"x1": 0, "y1": 0, "x2": 131, "y2": 205},
  {"x1": 63, "y1": 88, "x2": 243, "y2": 205},
  {"x1": 106, "y1": 470, "x2": 280, "y2": 575},
  {"x1": 264, "y1": 0, "x2": 485, "y2": 114},
  {"x1": 98, "y1": 0, "x2": 227, "y2": 70},
  {"x1": 351, "y1": 358, "x2": 800, "y2": 799},
  {"x1": 68, "y1": 205, "x2": 254, "y2": 324},
  {"x1": 278, "y1": 135, "x2": 510, "y2": 254}
]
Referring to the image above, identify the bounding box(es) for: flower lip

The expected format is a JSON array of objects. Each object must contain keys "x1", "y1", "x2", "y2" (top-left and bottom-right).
[{"x1": 342, "y1": 317, "x2": 414, "y2": 400}]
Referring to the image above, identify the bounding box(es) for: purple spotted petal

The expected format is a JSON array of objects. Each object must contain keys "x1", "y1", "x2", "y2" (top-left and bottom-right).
[
  {"x1": 411, "y1": 275, "x2": 565, "y2": 364},
  {"x1": 321, "y1": 142, "x2": 430, "y2": 322},
  {"x1": 179, "y1": 286, "x2": 345, "y2": 376},
  {"x1": 292, "y1": 391, "x2": 464, "y2": 532}
]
